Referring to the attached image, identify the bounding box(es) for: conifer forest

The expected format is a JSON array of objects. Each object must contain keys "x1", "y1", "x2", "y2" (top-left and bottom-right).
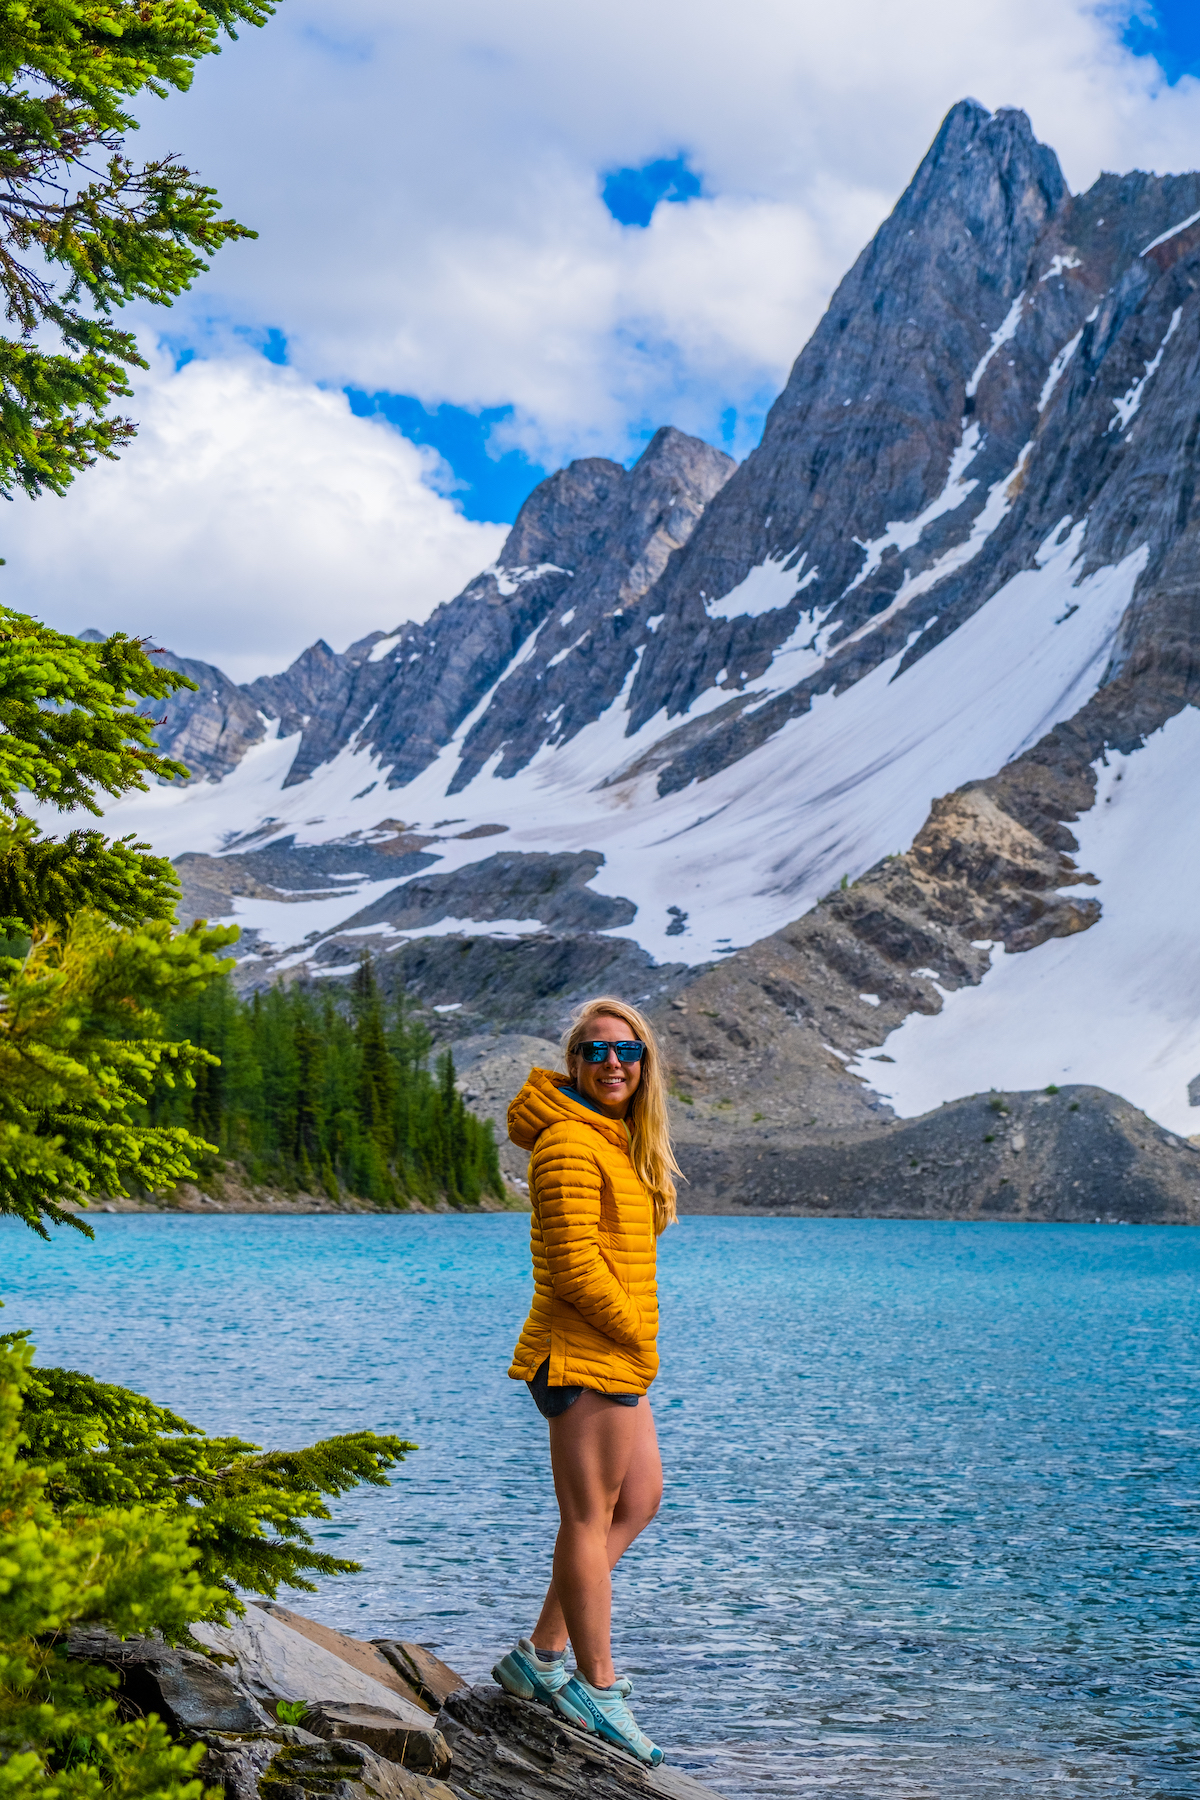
[{"x1": 152, "y1": 957, "x2": 504, "y2": 1208}]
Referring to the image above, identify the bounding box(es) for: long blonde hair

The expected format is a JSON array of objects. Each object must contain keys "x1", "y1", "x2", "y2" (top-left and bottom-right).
[{"x1": 561, "y1": 995, "x2": 680, "y2": 1234}]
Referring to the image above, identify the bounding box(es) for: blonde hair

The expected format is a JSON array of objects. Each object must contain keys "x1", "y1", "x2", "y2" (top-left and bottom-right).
[{"x1": 561, "y1": 995, "x2": 680, "y2": 1234}]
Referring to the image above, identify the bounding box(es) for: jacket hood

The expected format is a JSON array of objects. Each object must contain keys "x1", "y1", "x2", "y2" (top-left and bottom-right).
[{"x1": 508, "y1": 1067, "x2": 631, "y2": 1153}]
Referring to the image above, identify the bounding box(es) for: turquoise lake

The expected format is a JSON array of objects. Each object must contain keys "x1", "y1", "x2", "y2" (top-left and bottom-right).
[{"x1": 3, "y1": 1214, "x2": 1198, "y2": 1798}]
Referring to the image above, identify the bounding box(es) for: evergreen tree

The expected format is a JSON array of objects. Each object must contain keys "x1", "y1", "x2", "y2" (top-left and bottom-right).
[
  {"x1": 11, "y1": 1337, "x2": 412, "y2": 1608},
  {"x1": 0, "y1": 0, "x2": 277, "y2": 499}
]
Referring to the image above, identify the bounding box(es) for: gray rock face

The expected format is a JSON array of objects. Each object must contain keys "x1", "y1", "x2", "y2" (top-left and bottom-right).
[
  {"x1": 363, "y1": 931, "x2": 689, "y2": 1040},
  {"x1": 150, "y1": 430, "x2": 730, "y2": 788},
  {"x1": 333, "y1": 851, "x2": 635, "y2": 936},
  {"x1": 253, "y1": 1602, "x2": 434, "y2": 1716},
  {"x1": 629, "y1": 113, "x2": 1200, "y2": 796},
  {"x1": 675, "y1": 1085, "x2": 1200, "y2": 1222},
  {"x1": 437, "y1": 1684, "x2": 725, "y2": 1800},
  {"x1": 372, "y1": 1640, "x2": 467, "y2": 1712},
  {"x1": 174, "y1": 831, "x2": 441, "y2": 929},
  {"x1": 444, "y1": 427, "x2": 734, "y2": 791},
  {"x1": 191, "y1": 1607, "x2": 433, "y2": 1725},
  {"x1": 149, "y1": 649, "x2": 267, "y2": 782},
  {"x1": 629, "y1": 100, "x2": 1068, "y2": 733}
]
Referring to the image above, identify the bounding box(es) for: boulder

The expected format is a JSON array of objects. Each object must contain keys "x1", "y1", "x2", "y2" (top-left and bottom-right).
[
  {"x1": 435, "y1": 1683, "x2": 725, "y2": 1800},
  {"x1": 372, "y1": 1639, "x2": 467, "y2": 1710},
  {"x1": 65, "y1": 1626, "x2": 274, "y2": 1737},
  {"x1": 300, "y1": 1702, "x2": 452, "y2": 1775},
  {"x1": 191, "y1": 1607, "x2": 432, "y2": 1725},
  {"x1": 252, "y1": 1735, "x2": 457, "y2": 1800},
  {"x1": 198, "y1": 1730, "x2": 324, "y2": 1800},
  {"x1": 66, "y1": 1611, "x2": 728, "y2": 1800},
  {"x1": 254, "y1": 1602, "x2": 432, "y2": 1713}
]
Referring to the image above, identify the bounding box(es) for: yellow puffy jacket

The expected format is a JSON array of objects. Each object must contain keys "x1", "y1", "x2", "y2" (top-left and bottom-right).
[{"x1": 507, "y1": 1068, "x2": 659, "y2": 1396}]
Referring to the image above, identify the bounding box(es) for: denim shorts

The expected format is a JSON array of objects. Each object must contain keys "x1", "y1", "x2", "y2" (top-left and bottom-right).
[{"x1": 527, "y1": 1356, "x2": 640, "y2": 1419}]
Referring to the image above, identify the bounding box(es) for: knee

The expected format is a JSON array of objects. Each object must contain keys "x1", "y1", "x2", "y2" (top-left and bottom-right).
[{"x1": 619, "y1": 1478, "x2": 662, "y2": 1535}]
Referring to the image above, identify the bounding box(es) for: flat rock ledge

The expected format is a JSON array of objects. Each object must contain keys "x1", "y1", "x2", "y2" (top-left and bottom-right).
[{"x1": 66, "y1": 1604, "x2": 725, "y2": 1800}]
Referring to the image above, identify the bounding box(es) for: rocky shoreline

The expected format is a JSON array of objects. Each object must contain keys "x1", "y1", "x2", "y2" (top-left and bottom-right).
[{"x1": 67, "y1": 1599, "x2": 720, "y2": 1800}]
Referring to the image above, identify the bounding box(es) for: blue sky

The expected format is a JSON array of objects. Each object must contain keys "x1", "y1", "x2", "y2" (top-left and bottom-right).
[
  {"x1": 10, "y1": 0, "x2": 1200, "y2": 677},
  {"x1": 1124, "y1": 1, "x2": 1200, "y2": 84}
]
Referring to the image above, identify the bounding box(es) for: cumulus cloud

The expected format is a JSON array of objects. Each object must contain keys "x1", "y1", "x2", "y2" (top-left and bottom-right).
[{"x1": 2, "y1": 351, "x2": 506, "y2": 682}]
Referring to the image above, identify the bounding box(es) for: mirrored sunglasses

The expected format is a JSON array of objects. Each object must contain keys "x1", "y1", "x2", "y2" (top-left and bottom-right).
[{"x1": 577, "y1": 1039, "x2": 646, "y2": 1064}]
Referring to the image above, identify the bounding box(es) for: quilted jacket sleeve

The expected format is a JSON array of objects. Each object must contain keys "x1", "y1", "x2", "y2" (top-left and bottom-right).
[{"x1": 532, "y1": 1128, "x2": 645, "y2": 1346}]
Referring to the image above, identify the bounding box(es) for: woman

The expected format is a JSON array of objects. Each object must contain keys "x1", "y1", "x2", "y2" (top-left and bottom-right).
[{"x1": 492, "y1": 995, "x2": 679, "y2": 1767}]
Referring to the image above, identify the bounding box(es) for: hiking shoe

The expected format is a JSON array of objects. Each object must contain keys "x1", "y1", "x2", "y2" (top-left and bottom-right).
[
  {"x1": 557, "y1": 1673, "x2": 664, "y2": 1765},
  {"x1": 492, "y1": 1638, "x2": 571, "y2": 1708}
]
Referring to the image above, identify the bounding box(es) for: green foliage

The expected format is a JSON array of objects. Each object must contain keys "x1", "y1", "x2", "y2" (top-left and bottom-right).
[
  {"x1": 10, "y1": 1341, "x2": 413, "y2": 1609},
  {"x1": 0, "y1": 1336, "x2": 221, "y2": 1799},
  {"x1": 0, "y1": 611, "x2": 203, "y2": 936},
  {"x1": 154, "y1": 956, "x2": 505, "y2": 1208},
  {"x1": 0, "y1": 910, "x2": 237, "y2": 1238},
  {"x1": 0, "y1": 0, "x2": 277, "y2": 499}
]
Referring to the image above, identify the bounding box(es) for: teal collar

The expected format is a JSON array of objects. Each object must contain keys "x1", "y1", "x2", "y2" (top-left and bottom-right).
[{"x1": 560, "y1": 1083, "x2": 606, "y2": 1117}]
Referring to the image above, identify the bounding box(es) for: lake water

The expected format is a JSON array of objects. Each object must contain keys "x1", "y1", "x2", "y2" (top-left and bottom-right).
[{"x1": 3, "y1": 1214, "x2": 1198, "y2": 1799}]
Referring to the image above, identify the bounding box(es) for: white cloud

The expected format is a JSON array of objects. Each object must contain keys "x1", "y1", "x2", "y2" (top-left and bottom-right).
[{"x1": 1, "y1": 351, "x2": 506, "y2": 682}]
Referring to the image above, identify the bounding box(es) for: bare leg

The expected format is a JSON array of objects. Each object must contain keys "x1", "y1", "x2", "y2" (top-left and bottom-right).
[{"x1": 529, "y1": 1395, "x2": 662, "y2": 1686}]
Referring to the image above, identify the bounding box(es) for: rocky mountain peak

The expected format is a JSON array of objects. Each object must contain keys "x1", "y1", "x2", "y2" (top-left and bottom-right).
[{"x1": 146, "y1": 426, "x2": 733, "y2": 794}]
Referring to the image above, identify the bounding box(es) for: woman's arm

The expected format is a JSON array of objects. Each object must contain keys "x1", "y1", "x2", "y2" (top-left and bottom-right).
[{"x1": 532, "y1": 1133, "x2": 645, "y2": 1346}]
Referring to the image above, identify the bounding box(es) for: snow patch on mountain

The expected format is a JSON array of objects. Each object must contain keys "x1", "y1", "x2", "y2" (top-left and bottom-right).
[
  {"x1": 1108, "y1": 307, "x2": 1181, "y2": 434},
  {"x1": 1140, "y1": 209, "x2": 1200, "y2": 256},
  {"x1": 486, "y1": 562, "x2": 568, "y2": 596},
  {"x1": 851, "y1": 705, "x2": 1200, "y2": 1136},
  {"x1": 844, "y1": 422, "x2": 982, "y2": 597},
  {"x1": 1038, "y1": 327, "x2": 1083, "y2": 412},
  {"x1": 705, "y1": 553, "x2": 817, "y2": 620},
  {"x1": 843, "y1": 440, "x2": 1033, "y2": 639},
  {"x1": 966, "y1": 290, "x2": 1025, "y2": 397}
]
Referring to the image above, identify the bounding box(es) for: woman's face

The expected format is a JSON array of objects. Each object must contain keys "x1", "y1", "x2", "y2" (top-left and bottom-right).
[{"x1": 570, "y1": 1013, "x2": 644, "y2": 1118}]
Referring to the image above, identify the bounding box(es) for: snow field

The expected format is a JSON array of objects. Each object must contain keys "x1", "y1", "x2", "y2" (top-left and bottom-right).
[{"x1": 852, "y1": 705, "x2": 1200, "y2": 1136}]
